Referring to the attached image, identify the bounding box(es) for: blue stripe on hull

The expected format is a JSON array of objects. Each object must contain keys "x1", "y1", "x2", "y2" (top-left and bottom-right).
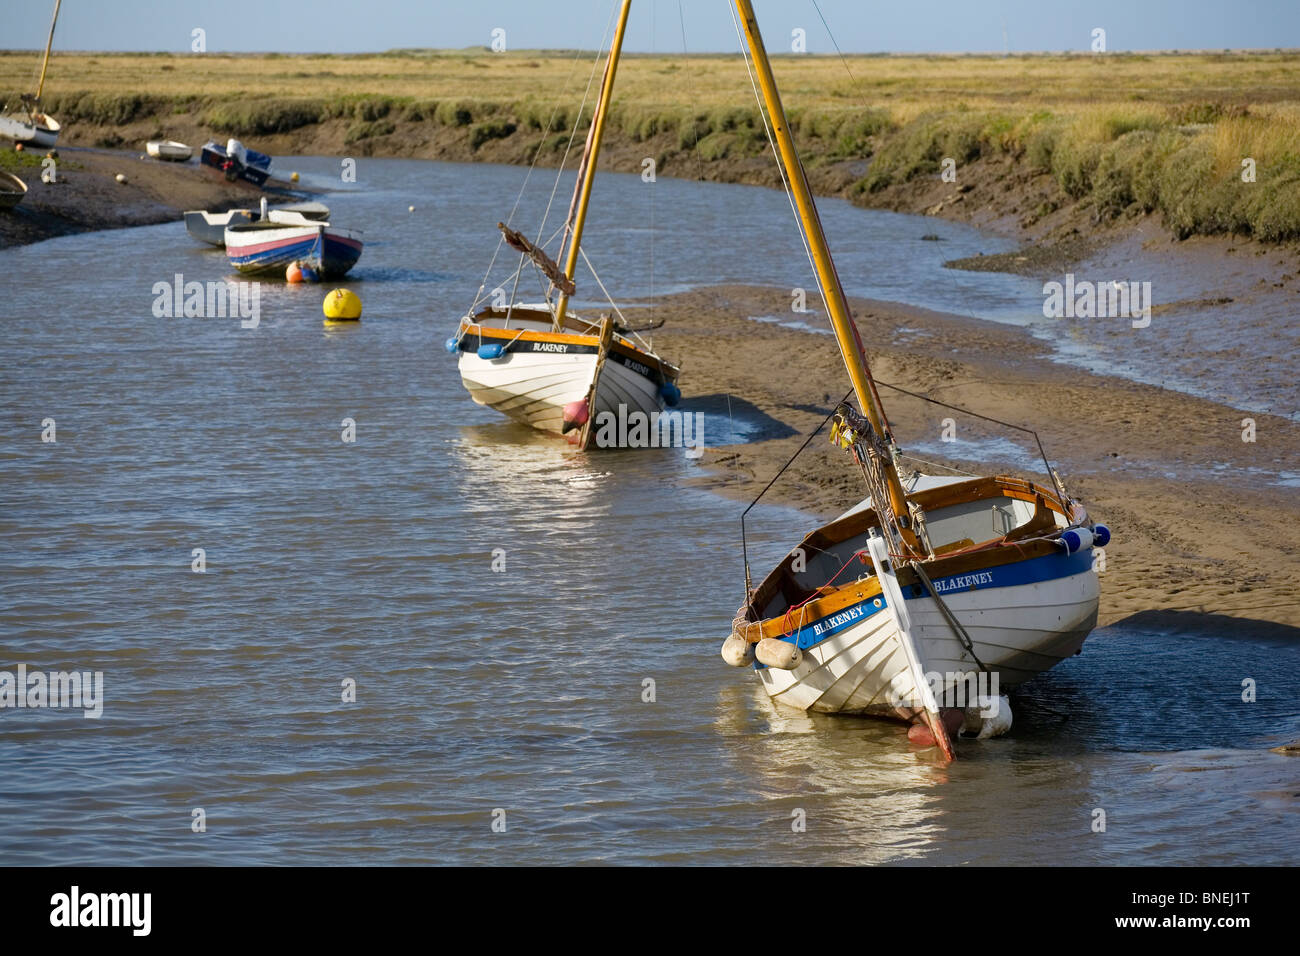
[
  {"x1": 911, "y1": 548, "x2": 1094, "y2": 601},
  {"x1": 319, "y1": 235, "x2": 362, "y2": 277},
  {"x1": 764, "y1": 547, "x2": 1094, "y2": 657},
  {"x1": 229, "y1": 237, "x2": 321, "y2": 274},
  {"x1": 230, "y1": 237, "x2": 361, "y2": 278}
]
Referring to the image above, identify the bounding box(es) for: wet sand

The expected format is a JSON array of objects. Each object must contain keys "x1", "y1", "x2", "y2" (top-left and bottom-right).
[{"x1": 642, "y1": 284, "x2": 1300, "y2": 632}]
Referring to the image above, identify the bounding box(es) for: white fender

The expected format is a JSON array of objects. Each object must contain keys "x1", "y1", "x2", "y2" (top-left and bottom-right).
[
  {"x1": 963, "y1": 694, "x2": 1013, "y2": 738},
  {"x1": 721, "y1": 634, "x2": 756, "y2": 667},
  {"x1": 755, "y1": 637, "x2": 802, "y2": 670}
]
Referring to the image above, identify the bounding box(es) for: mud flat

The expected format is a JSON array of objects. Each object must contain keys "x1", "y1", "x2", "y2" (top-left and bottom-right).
[
  {"x1": 642, "y1": 284, "x2": 1300, "y2": 632},
  {"x1": 0, "y1": 147, "x2": 307, "y2": 248}
]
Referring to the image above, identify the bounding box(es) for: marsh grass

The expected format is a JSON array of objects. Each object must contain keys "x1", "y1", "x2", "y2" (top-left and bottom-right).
[{"x1": 4, "y1": 49, "x2": 1297, "y2": 239}]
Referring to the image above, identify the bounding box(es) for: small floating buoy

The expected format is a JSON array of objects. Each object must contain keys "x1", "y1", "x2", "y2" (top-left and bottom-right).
[
  {"x1": 300, "y1": 264, "x2": 319, "y2": 283},
  {"x1": 561, "y1": 399, "x2": 589, "y2": 434},
  {"x1": 323, "y1": 288, "x2": 362, "y2": 323},
  {"x1": 408, "y1": 205, "x2": 415, "y2": 213},
  {"x1": 115, "y1": 173, "x2": 127, "y2": 184},
  {"x1": 720, "y1": 634, "x2": 755, "y2": 667},
  {"x1": 290, "y1": 171, "x2": 300, "y2": 182},
  {"x1": 755, "y1": 637, "x2": 801, "y2": 670},
  {"x1": 286, "y1": 262, "x2": 303, "y2": 283}
]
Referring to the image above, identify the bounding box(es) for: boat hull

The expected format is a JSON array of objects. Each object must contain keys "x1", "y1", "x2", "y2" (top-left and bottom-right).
[
  {"x1": 184, "y1": 209, "x2": 255, "y2": 247},
  {"x1": 225, "y1": 224, "x2": 363, "y2": 278},
  {"x1": 147, "y1": 140, "x2": 193, "y2": 162},
  {"x1": 756, "y1": 548, "x2": 1099, "y2": 715},
  {"x1": 200, "y1": 142, "x2": 271, "y2": 187},
  {"x1": 0, "y1": 113, "x2": 60, "y2": 148},
  {"x1": 456, "y1": 332, "x2": 670, "y2": 438},
  {"x1": 0, "y1": 171, "x2": 27, "y2": 209}
]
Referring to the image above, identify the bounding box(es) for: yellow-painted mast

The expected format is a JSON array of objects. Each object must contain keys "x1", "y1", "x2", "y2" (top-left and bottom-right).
[
  {"x1": 733, "y1": 0, "x2": 918, "y2": 553},
  {"x1": 552, "y1": 0, "x2": 631, "y2": 329},
  {"x1": 35, "y1": 0, "x2": 62, "y2": 105}
]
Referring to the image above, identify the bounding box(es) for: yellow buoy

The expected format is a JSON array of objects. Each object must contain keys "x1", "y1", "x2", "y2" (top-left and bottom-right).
[
  {"x1": 323, "y1": 288, "x2": 362, "y2": 324},
  {"x1": 290, "y1": 171, "x2": 300, "y2": 182}
]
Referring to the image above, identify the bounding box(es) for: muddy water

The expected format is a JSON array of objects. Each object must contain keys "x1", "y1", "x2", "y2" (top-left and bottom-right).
[{"x1": 1, "y1": 157, "x2": 1295, "y2": 864}]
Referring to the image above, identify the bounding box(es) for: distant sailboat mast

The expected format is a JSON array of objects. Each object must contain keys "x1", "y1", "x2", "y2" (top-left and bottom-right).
[
  {"x1": 733, "y1": 0, "x2": 921, "y2": 557},
  {"x1": 551, "y1": 0, "x2": 632, "y2": 329},
  {"x1": 34, "y1": 0, "x2": 62, "y2": 109}
]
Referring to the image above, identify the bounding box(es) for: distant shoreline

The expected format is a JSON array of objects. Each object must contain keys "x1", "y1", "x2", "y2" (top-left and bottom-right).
[{"x1": 3, "y1": 47, "x2": 1298, "y2": 261}]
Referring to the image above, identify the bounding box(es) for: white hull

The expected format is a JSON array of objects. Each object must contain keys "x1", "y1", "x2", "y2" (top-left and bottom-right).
[
  {"x1": 458, "y1": 347, "x2": 664, "y2": 436},
  {"x1": 0, "y1": 113, "x2": 60, "y2": 148},
  {"x1": 758, "y1": 561, "x2": 1099, "y2": 715},
  {"x1": 146, "y1": 139, "x2": 193, "y2": 161}
]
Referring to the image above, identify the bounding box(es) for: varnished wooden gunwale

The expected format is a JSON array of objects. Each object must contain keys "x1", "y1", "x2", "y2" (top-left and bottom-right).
[
  {"x1": 742, "y1": 475, "x2": 1086, "y2": 642},
  {"x1": 746, "y1": 536, "x2": 1062, "y2": 642},
  {"x1": 461, "y1": 318, "x2": 680, "y2": 382}
]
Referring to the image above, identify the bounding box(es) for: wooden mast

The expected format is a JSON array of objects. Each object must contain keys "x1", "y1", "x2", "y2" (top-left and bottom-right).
[
  {"x1": 552, "y1": 0, "x2": 631, "y2": 329},
  {"x1": 733, "y1": 0, "x2": 918, "y2": 553},
  {"x1": 35, "y1": 0, "x2": 62, "y2": 104}
]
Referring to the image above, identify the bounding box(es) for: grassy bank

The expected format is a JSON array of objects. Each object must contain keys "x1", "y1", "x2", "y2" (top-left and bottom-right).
[{"x1": 4, "y1": 49, "x2": 1299, "y2": 240}]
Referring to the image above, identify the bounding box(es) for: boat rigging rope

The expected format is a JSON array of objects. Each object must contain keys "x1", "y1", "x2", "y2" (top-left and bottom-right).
[
  {"x1": 577, "y1": 246, "x2": 640, "y2": 345},
  {"x1": 910, "y1": 562, "x2": 989, "y2": 673},
  {"x1": 727, "y1": 3, "x2": 824, "y2": 323},
  {"x1": 874, "y1": 378, "x2": 1069, "y2": 505},
  {"x1": 739, "y1": 388, "x2": 854, "y2": 603},
  {"x1": 535, "y1": 1, "x2": 619, "y2": 265},
  {"x1": 465, "y1": 7, "x2": 615, "y2": 318}
]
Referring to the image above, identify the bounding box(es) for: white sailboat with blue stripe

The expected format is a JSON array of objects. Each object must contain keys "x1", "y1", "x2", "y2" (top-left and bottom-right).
[{"x1": 720, "y1": 2, "x2": 1107, "y2": 760}]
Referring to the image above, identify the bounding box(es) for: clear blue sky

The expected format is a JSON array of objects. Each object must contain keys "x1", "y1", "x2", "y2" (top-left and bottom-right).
[{"x1": 6, "y1": 0, "x2": 1297, "y2": 54}]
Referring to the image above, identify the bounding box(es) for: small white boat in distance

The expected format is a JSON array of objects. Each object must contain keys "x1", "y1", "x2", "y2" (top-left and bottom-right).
[
  {"x1": 0, "y1": 113, "x2": 61, "y2": 148},
  {"x1": 183, "y1": 201, "x2": 331, "y2": 247},
  {"x1": 146, "y1": 139, "x2": 193, "y2": 162},
  {"x1": 0, "y1": 171, "x2": 28, "y2": 209},
  {"x1": 0, "y1": 0, "x2": 64, "y2": 148}
]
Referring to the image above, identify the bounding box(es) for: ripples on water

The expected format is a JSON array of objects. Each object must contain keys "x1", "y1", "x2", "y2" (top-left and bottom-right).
[{"x1": 1, "y1": 158, "x2": 1296, "y2": 865}]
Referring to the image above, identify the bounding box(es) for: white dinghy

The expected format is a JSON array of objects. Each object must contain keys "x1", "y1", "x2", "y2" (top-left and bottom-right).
[{"x1": 146, "y1": 139, "x2": 193, "y2": 162}]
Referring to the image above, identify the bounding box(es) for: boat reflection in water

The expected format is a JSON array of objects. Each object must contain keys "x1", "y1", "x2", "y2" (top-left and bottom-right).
[{"x1": 711, "y1": 683, "x2": 949, "y2": 864}]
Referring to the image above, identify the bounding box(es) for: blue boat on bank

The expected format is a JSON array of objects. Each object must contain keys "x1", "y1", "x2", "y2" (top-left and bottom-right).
[{"x1": 200, "y1": 138, "x2": 272, "y2": 187}]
